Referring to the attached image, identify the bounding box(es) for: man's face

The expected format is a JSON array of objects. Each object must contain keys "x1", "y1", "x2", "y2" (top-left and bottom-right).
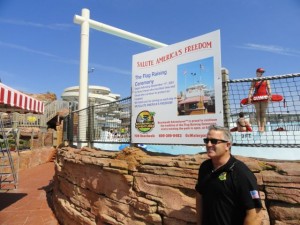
[{"x1": 205, "y1": 130, "x2": 230, "y2": 159}]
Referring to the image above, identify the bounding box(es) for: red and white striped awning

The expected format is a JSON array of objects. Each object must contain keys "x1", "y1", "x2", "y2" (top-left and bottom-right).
[{"x1": 0, "y1": 83, "x2": 44, "y2": 114}]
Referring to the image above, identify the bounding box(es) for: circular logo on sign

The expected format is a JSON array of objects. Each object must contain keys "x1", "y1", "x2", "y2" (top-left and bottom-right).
[{"x1": 135, "y1": 110, "x2": 155, "y2": 133}]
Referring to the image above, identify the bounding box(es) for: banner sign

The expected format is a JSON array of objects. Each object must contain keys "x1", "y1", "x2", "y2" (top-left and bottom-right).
[{"x1": 131, "y1": 30, "x2": 223, "y2": 144}]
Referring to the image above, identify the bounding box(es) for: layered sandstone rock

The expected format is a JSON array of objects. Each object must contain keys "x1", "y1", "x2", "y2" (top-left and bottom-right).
[
  {"x1": 52, "y1": 147, "x2": 300, "y2": 225},
  {"x1": 1, "y1": 147, "x2": 56, "y2": 173},
  {"x1": 26, "y1": 92, "x2": 57, "y2": 102}
]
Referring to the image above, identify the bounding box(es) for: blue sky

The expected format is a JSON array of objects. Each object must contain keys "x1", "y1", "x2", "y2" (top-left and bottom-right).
[
  {"x1": 0, "y1": 0, "x2": 299, "y2": 99},
  {"x1": 177, "y1": 57, "x2": 214, "y2": 94}
]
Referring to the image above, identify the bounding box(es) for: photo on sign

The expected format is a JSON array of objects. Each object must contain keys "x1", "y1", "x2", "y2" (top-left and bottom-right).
[{"x1": 177, "y1": 57, "x2": 215, "y2": 116}]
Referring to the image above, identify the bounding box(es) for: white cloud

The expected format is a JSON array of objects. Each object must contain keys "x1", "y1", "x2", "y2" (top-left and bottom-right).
[
  {"x1": 92, "y1": 62, "x2": 131, "y2": 76},
  {"x1": 0, "y1": 19, "x2": 72, "y2": 30},
  {"x1": 0, "y1": 41, "x2": 57, "y2": 57},
  {"x1": 239, "y1": 43, "x2": 300, "y2": 56},
  {"x1": 0, "y1": 41, "x2": 131, "y2": 76},
  {"x1": 52, "y1": 59, "x2": 131, "y2": 76}
]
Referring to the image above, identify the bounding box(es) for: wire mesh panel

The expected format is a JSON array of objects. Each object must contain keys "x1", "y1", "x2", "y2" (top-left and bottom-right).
[
  {"x1": 227, "y1": 73, "x2": 300, "y2": 147},
  {"x1": 91, "y1": 97, "x2": 131, "y2": 143},
  {"x1": 65, "y1": 74, "x2": 300, "y2": 148},
  {"x1": 65, "y1": 97, "x2": 131, "y2": 145},
  {"x1": 73, "y1": 108, "x2": 89, "y2": 143}
]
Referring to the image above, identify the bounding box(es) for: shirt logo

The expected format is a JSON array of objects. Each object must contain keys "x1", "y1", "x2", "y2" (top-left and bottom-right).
[
  {"x1": 250, "y1": 190, "x2": 260, "y2": 199},
  {"x1": 218, "y1": 172, "x2": 227, "y2": 181}
]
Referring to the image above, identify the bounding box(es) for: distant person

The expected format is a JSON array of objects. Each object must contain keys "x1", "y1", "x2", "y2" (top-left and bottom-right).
[
  {"x1": 230, "y1": 112, "x2": 252, "y2": 132},
  {"x1": 107, "y1": 130, "x2": 114, "y2": 140},
  {"x1": 248, "y1": 68, "x2": 271, "y2": 132},
  {"x1": 195, "y1": 125, "x2": 262, "y2": 225},
  {"x1": 237, "y1": 112, "x2": 252, "y2": 132},
  {"x1": 101, "y1": 128, "x2": 109, "y2": 141}
]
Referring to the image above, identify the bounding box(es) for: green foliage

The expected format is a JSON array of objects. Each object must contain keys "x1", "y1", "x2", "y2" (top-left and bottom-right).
[
  {"x1": 0, "y1": 137, "x2": 30, "y2": 150},
  {"x1": 19, "y1": 139, "x2": 30, "y2": 150}
]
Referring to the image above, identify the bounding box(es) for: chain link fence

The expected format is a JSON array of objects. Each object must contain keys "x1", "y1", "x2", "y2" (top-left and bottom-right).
[
  {"x1": 226, "y1": 73, "x2": 300, "y2": 147},
  {"x1": 64, "y1": 73, "x2": 300, "y2": 148},
  {"x1": 64, "y1": 97, "x2": 131, "y2": 146}
]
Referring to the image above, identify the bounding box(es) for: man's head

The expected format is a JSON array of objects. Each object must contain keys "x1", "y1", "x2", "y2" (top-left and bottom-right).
[
  {"x1": 239, "y1": 112, "x2": 244, "y2": 118},
  {"x1": 204, "y1": 125, "x2": 232, "y2": 159}
]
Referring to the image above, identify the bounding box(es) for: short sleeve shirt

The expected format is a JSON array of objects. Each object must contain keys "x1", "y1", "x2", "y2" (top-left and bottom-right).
[{"x1": 195, "y1": 156, "x2": 262, "y2": 225}]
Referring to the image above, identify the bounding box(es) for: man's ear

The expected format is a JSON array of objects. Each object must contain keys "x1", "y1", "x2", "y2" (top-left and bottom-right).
[{"x1": 226, "y1": 142, "x2": 231, "y2": 151}]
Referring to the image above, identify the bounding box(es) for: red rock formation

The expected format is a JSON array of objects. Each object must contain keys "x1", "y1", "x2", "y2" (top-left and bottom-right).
[
  {"x1": 52, "y1": 147, "x2": 300, "y2": 225},
  {"x1": 25, "y1": 92, "x2": 57, "y2": 102}
]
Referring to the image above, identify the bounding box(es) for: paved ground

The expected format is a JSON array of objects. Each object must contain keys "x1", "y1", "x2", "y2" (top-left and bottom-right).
[{"x1": 0, "y1": 162, "x2": 59, "y2": 225}]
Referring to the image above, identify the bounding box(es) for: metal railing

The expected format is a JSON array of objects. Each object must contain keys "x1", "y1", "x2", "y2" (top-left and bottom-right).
[
  {"x1": 226, "y1": 73, "x2": 300, "y2": 147},
  {"x1": 64, "y1": 97, "x2": 131, "y2": 146},
  {"x1": 44, "y1": 100, "x2": 70, "y2": 122},
  {"x1": 4, "y1": 100, "x2": 69, "y2": 129},
  {"x1": 65, "y1": 73, "x2": 300, "y2": 148},
  {"x1": 0, "y1": 114, "x2": 18, "y2": 190}
]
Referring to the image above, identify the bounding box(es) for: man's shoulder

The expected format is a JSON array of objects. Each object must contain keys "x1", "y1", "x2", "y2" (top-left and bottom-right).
[
  {"x1": 200, "y1": 159, "x2": 212, "y2": 170},
  {"x1": 231, "y1": 158, "x2": 255, "y2": 178},
  {"x1": 231, "y1": 158, "x2": 248, "y2": 169}
]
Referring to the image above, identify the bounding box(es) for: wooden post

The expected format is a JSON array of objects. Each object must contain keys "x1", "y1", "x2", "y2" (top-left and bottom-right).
[
  {"x1": 56, "y1": 122, "x2": 63, "y2": 148},
  {"x1": 30, "y1": 129, "x2": 34, "y2": 150}
]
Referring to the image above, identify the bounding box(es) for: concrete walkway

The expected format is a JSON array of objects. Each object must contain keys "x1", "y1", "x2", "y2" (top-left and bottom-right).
[{"x1": 0, "y1": 162, "x2": 59, "y2": 225}]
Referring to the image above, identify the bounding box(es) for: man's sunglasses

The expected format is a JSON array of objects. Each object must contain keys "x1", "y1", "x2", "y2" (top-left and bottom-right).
[{"x1": 203, "y1": 138, "x2": 228, "y2": 145}]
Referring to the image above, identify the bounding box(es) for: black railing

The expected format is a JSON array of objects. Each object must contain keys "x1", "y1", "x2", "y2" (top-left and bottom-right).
[
  {"x1": 64, "y1": 73, "x2": 300, "y2": 148},
  {"x1": 64, "y1": 97, "x2": 131, "y2": 147}
]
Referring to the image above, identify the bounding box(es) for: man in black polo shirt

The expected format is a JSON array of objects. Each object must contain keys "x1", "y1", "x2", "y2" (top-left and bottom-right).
[{"x1": 195, "y1": 125, "x2": 262, "y2": 225}]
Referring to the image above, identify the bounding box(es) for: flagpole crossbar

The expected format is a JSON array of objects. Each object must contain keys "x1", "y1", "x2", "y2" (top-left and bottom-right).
[
  {"x1": 74, "y1": 8, "x2": 167, "y2": 147},
  {"x1": 74, "y1": 15, "x2": 167, "y2": 49}
]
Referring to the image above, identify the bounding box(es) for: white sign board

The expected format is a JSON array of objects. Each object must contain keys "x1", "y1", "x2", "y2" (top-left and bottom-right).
[{"x1": 131, "y1": 30, "x2": 223, "y2": 144}]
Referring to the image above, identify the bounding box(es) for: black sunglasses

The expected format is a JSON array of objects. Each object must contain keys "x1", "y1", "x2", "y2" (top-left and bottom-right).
[{"x1": 203, "y1": 138, "x2": 228, "y2": 145}]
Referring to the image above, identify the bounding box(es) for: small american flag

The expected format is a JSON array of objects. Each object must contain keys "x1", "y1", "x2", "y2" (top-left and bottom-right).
[{"x1": 250, "y1": 190, "x2": 260, "y2": 199}]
